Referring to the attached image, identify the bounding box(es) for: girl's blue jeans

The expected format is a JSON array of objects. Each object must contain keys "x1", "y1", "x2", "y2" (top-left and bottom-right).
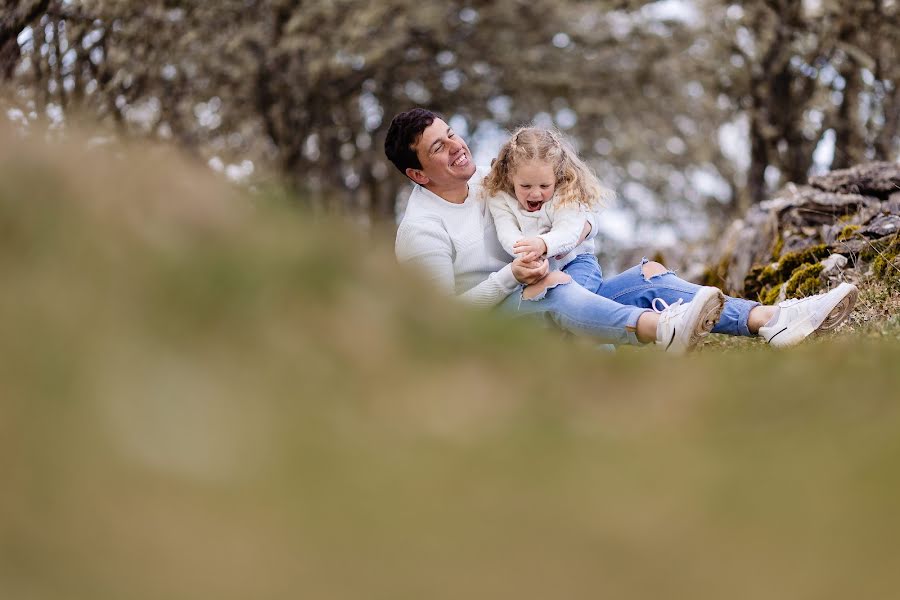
[{"x1": 496, "y1": 254, "x2": 758, "y2": 346}]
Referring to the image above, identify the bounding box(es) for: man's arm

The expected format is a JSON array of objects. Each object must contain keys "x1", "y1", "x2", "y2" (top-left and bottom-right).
[{"x1": 396, "y1": 218, "x2": 521, "y2": 308}]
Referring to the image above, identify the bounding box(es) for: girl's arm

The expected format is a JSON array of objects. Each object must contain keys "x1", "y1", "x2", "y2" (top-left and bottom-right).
[
  {"x1": 488, "y1": 195, "x2": 526, "y2": 257},
  {"x1": 583, "y1": 206, "x2": 605, "y2": 243},
  {"x1": 539, "y1": 205, "x2": 589, "y2": 258}
]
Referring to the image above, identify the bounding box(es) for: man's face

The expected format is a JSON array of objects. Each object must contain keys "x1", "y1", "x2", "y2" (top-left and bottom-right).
[{"x1": 410, "y1": 118, "x2": 476, "y2": 187}]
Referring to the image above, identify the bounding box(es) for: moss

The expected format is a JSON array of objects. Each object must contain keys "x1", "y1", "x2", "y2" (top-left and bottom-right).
[
  {"x1": 757, "y1": 264, "x2": 781, "y2": 287},
  {"x1": 860, "y1": 233, "x2": 900, "y2": 272},
  {"x1": 873, "y1": 248, "x2": 900, "y2": 279},
  {"x1": 760, "y1": 284, "x2": 783, "y2": 305},
  {"x1": 859, "y1": 235, "x2": 896, "y2": 262},
  {"x1": 771, "y1": 234, "x2": 784, "y2": 262},
  {"x1": 743, "y1": 265, "x2": 767, "y2": 300},
  {"x1": 784, "y1": 263, "x2": 824, "y2": 297},
  {"x1": 743, "y1": 244, "x2": 830, "y2": 303},
  {"x1": 700, "y1": 256, "x2": 730, "y2": 289},
  {"x1": 776, "y1": 244, "x2": 830, "y2": 275},
  {"x1": 837, "y1": 224, "x2": 860, "y2": 241},
  {"x1": 873, "y1": 254, "x2": 890, "y2": 278}
]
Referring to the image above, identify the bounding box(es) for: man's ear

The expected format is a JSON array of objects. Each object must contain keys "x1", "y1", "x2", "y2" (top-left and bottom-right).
[{"x1": 405, "y1": 167, "x2": 430, "y2": 186}]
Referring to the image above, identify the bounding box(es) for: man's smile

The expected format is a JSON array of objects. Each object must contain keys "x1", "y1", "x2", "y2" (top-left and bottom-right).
[{"x1": 451, "y1": 152, "x2": 469, "y2": 167}]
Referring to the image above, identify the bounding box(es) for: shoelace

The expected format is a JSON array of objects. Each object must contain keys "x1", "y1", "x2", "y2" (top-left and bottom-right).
[{"x1": 652, "y1": 297, "x2": 684, "y2": 313}]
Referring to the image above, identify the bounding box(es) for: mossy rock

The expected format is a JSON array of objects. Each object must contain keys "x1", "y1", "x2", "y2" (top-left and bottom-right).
[
  {"x1": 743, "y1": 265, "x2": 767, "y2": 300},
  {"x1": 775, "y1": 244, "x2": 830, "y2": 275},
  {"x1": 837, "y1": 224, "x2": 861, "y2": 241},
  {"x1": 858, "y1": 233, "x2": 900, "y2": 274},
  {"x1": 759, "y1": 284, "x2": 783, "y2": 305},
  {"x1": 743, "y1": 244, "x2": 830, "y2": 302},
  {"x1": 700, "y1": 256, "x2": 730, "y2": 290},
  {"x1": 771, "y1": 234, "x2": 784, "y2": 262},
  {"x1": 872, "y1": 241, "x2": 900, "y2": 280},
  {"x1": 859, "y1": 234, "x2": 897, "y2": 262},
  {"x1": 784, "y1": 262, "x2": 825, "y2": 297}
]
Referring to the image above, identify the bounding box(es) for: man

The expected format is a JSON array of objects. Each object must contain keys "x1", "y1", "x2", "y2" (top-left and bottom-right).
[{"x1": 385, "y1": 108, "x2": 858, "y2": 351}]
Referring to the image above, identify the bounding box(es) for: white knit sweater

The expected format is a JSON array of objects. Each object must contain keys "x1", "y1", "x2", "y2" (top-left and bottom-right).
[
  {"x1": 488, "y1": 191, "x2": 596, "y2": 270},
  {"x1": 395, "y1": 168, "x2": 600, "y2": 308}
]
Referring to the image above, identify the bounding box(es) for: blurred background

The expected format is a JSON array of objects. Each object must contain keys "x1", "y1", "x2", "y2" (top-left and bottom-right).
[
  {"x1": 3, "y1": 2, "x2": 900, "y2": 599},
  {"x1": 2, "y1": 0, "x2": 897, "y2": 250}
]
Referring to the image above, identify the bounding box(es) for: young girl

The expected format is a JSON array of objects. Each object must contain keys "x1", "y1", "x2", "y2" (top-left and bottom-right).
[{"x1": 482, "y1": 126, "x2": 613, "y2": 294}]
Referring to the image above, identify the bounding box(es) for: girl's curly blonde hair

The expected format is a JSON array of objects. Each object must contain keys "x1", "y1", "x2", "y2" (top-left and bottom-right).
[{"x1": 482, "y1": 126, "x2": 614, "y2": 210}]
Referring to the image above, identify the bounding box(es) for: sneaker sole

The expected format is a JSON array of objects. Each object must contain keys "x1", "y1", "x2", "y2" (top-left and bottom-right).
[
  {"x1": 814, "y1": 283, "x2": 858, "y2": 333},
  {"x1": 683, "y1": 287, "x2": 726, "y2": 351}
]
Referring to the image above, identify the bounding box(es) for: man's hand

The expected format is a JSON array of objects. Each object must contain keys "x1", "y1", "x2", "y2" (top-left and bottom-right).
[
  {"x1": 511, "y1": 254, "x2": 549, "y2": 285},
  {"x1": 513, "y1": 237, "x2": 547, "y2": 257}
]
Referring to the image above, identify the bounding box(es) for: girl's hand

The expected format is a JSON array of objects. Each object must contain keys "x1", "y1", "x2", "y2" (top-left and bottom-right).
[
  {"x1": 511, "y1": 255, "x2": 549, "y2": 285},
  {"x1": 513, "y1": 237, "x2": 547, "y2": 257}
]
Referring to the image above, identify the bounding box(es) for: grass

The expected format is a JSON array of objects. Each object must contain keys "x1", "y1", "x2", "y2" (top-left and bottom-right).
[{"x1": 3, "y1": 123, "x2": 900, "y2": 599}]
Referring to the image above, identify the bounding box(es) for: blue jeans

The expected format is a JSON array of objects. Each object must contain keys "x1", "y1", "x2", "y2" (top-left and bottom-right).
[
  {"x1": 563, "y1": 253, "x2": 604, "y2": 293},
  {"x1": 496, "y1": 256, "x2": 758, "y2": 345}
]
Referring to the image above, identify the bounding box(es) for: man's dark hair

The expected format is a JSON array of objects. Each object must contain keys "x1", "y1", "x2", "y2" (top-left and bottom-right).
[{"x1": 384, "y1": 108, "x2": 441, "y2": 176}]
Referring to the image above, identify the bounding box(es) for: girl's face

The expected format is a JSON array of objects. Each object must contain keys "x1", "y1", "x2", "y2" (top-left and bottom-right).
[{"x1": 511, "y1": 159, "x2": 556, "y2": 212}]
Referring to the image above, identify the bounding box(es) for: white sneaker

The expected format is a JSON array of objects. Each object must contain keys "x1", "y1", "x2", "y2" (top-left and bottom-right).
[
  {"x1": 654, "y1": 286, "x2": 726, "y2": 354},
  {"x1": 759, "y1": 282, "x2": 858, "y2": 347}
]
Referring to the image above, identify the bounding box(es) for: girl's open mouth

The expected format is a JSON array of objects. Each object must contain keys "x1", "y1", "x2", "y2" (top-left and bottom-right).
[{"x1": 526, "y1": 200, "x2": 542, "y2": 212}]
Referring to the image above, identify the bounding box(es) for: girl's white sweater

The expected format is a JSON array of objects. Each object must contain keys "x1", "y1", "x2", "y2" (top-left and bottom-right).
[{"x1": 488, "y1": 191, "x2": 596, "y2": 270}]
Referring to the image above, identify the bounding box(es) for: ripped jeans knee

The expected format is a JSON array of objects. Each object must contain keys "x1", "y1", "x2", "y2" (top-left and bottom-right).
[
  {"x1": 639, "y1": 257, "x2": 675, "y2": 282},
  {"x1": 522, "y1": 272, "x2": 572, "y2": 302}
]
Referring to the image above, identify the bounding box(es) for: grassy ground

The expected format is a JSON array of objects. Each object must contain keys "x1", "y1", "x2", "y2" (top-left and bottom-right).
[{"x1": 3, "y1": 125, "x2": 900, "y2": 599}]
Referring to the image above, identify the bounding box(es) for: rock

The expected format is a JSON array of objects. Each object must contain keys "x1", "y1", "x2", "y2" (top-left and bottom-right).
[
  {"x1": 820, "y1": 253, "x2": 848, "y2": 275},
  {"x1": 882, "y1": 192, "x2": 900, "y2": 215},
  {"x1": 822, "y1": 223, "x2": 845, "y2": 244},
  {"x1": 860, "y1": 214, "x2": 900, "y2": 238},
  {"x1": 831, "y1": 237, "x2": 870, "y2": 256},
  {"x1": 717, "y1": 209, "x2": 780, "y2": 294},
  {"x1": 781, "y1": 232, "x2": 819, "y2": 255},
  {"x1": 809, "y1": 162, "x2": 900, "y2": 199},
  {"x1": 760, "y1": 183, "x2": 806, "y2": 213},
  {"x1": 779, "y1": 189, "x2": 881, "y2": 227},
  {"x1": 704, "y1": 160, "x2": 900, "y2": 296}
]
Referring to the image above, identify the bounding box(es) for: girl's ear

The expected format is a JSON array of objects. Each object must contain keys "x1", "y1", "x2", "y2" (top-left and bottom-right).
[{"x1": 405, "y1": 168, "x2": 430, "y2": 186}]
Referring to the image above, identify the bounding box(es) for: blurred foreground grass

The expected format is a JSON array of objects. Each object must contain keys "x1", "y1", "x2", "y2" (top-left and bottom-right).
[{"x1": 2, "y1": 124, "x2": 900, "y2": 599}]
